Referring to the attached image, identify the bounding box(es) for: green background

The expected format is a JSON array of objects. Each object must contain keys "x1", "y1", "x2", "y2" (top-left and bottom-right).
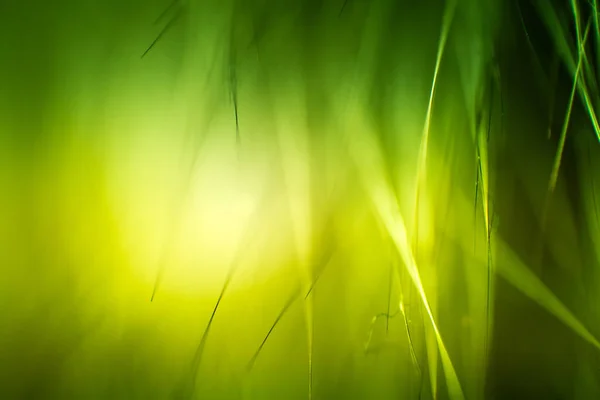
[{"x1": 1, "y1": 0, "x2": 599, "y2": 398}]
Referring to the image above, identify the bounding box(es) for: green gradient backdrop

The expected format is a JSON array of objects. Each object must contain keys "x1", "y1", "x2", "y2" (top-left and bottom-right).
[{"x1": 1, "y1": 0, "x2": 600, "y2": 399}]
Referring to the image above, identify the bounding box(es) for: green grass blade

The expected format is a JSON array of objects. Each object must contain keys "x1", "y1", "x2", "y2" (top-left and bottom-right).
[{"x1": 493, "y1": 238, "x2": 600, "y2": 351}]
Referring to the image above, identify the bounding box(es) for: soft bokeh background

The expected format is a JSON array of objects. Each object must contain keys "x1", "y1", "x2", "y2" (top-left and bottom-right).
[{"x1": 1, "y1": 0, "x2": 600, "y2": 398}]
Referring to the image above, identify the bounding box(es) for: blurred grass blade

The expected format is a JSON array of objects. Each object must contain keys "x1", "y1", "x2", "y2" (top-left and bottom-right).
[
  {"x1": 346, "y1": 117, "x2": 465, "y2": 400},
  {"x1": 549, "y1": 21, "x2": 588, "y2": 194},
  {"x1": 494, "y1": 238, "x2": 600, "y2": 351},
  {"x1": 413, "y1": 4, "x2": 456, "y2": 394},
  {"x1": 413, "y1": 0, "x2": 457, "y2": 252},
  {"x1": 246, "y1": 288, "x2": 301, "y2": 373},
  {"x1": 535, "y1": 0, "x2": 600, "y2": 141},
  {"x1": 142, "y1": 5, "x2": 184, "y2": 58}
]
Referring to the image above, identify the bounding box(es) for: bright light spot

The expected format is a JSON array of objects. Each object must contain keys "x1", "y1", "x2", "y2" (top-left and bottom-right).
[{"x1": 111, "y1": 121, "x2": 266, "y2": 298}]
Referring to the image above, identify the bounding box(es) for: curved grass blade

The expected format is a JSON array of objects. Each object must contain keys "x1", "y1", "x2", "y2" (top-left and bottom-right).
[
  {"x1": 593, "y1": 0, "x2": 600, "y2": 75},
  {"x1": 246, "y1": 287, "x2": 302, "y2": 373},
  {"x1": 570, "y1": 0, "x2": 600, "y2": 100},
  {"x1": 549, "y1": 19, "x2": 591, "y2": 195},
  {"x1": 412, "y1": 0, "x2": 457, "y2": 255},
  {"x1": 339, "y1": 0, "x2": 351, "y2": 17},
  {"x1": 413, "y1": 4, "x2": 457, "y2": 389},
  {"x1": 141, "y1": 4, "x2": 184, "y2": 58},
  {"x1": 364, "y1": 310, "x2": 400, "y2": 353},
  {"x1": 181, "y1": 186, "x2": 277, "y2": 398},
  {"x1": 346, "y1": 122, "x2": 465, "y2": 400},
  {"x1": 185, "y1": 265, "x2": 237, "y2": 398},
  {"x1": 536, "y1": 18, "x2": 591, "y2": 271},
  {"x1": 493, "y1": 237, "x2": 600, "y2": 351},
  {"x1": 338, "y1": 2, "x2": 463, "y2": 396},
  {"x1": 154, "y1": 0, "x2": 180, "y2": 25},
  {"x1": 535, "y1": 0, "x2": 600, "y2": 141}
]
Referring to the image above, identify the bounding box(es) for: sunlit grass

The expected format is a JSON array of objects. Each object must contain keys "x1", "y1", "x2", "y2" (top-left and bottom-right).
[{"x1": 3, "y1": 0, "x2": 600, "y2": 399}]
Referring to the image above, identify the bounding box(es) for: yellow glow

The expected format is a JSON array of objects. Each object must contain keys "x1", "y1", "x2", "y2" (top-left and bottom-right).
[
  {"x1": 168, "y1": 159, "x2": 257, "y2": 294},
  {"x1": 108, "y1": 119, "x2": 269, "y2": 298}
]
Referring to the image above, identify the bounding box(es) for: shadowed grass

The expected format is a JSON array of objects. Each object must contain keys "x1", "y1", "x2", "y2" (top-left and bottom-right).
[
  {"x1": 246, "y1": 287, "x2": 302, "y2": 373},
  {"x1": 536, "y1": 18, "x2": 591, "y2": 273},
  {"x1": 593, "y1": 0, "x2": 600, "y2": 73},
  {"x1": 339, "y1": 0, "x2": 351, "y2": 17},
  {"x1": 535, "y1": 0, "x2": 600, "y2": 141},
  {"x1": 154, "y1": 0, "x2": 181, "y2": 26},
  {"x1": 412, "y1": 0, "x2": 457, "y2": 256},
  {"x1": 493, "y1": 237, "x2": 600, "y2": 351},
  {"x1": 9, "y1": 0, "x2": 600, "y2": 398},
  {"x1": 346, "y1": 114, "x2": 465, "y2": 399},
  {"x1": 549, "y1": 20, "x2": 590, "y2": 194},
  {"x1": 447, "y1": 189, "x2": 600, "y2": 354},
  {"x1": 142, "y1": 2, "x2": 185, "y2": 58},
  {"x1": 246, "y1": 235, "x2": 335, "y2": 375}
]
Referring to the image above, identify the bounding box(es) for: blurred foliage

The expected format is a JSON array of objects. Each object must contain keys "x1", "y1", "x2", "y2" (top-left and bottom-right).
[{"x1": 1, "y1": 0, "x2": 600, "y2": 399}]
